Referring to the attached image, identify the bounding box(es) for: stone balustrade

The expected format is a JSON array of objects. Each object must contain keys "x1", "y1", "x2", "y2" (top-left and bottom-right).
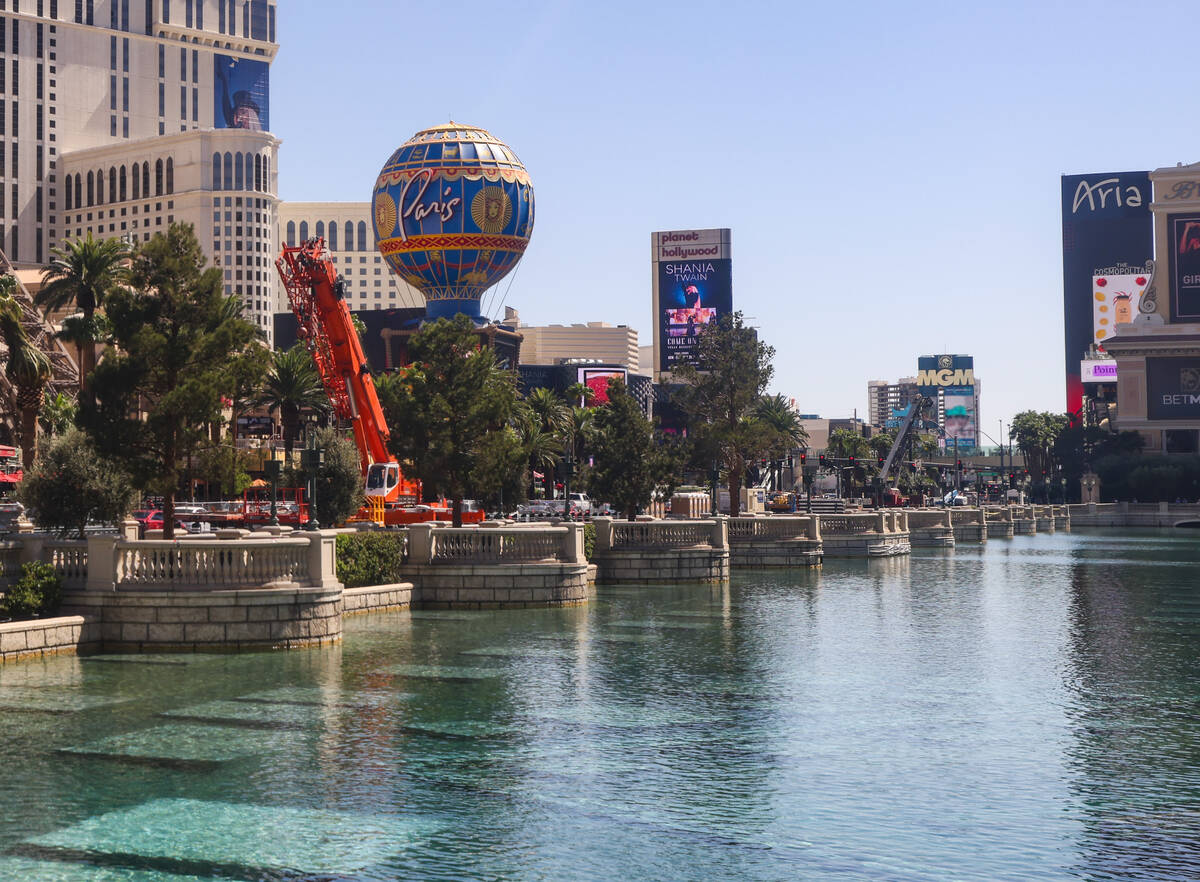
[
  {"x1": 727, "y1": 516, "x2": 822, "y2": 567},
  {"x1": 820, "y1": 511, "x2": 910, "y2": 557},
  {"x1": 408, "y1": 523, "x2": 581, "y2": 565},
  {"x1": 985, "y1": 506, "x2": 1015, "y2": 538},
  {"x1": 592, "y1": 517, "x2": 729, "y2": 583},
  {"x1": 1012, "y1": 505, "x2": 1037, "y2": 535},
  {"x1": 906, "y1": 509, "x2": 955, "y2": 548}
]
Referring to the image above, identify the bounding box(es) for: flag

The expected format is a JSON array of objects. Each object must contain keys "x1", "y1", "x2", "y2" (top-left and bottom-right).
[{"x1": 533, "y1": 470, "x2": 544, "y2": 479}]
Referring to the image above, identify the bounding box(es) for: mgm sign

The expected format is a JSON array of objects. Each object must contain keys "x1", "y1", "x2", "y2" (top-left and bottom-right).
[{"x1": 917, "y1": 354, "x2": 975, "y2": 393}]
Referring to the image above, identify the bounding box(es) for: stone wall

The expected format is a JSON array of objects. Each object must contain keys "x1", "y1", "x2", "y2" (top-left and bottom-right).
[
  {"x1": 343, "y1": 583, "x2": 413, "y2": 615},
  {"x1": 0, "y1": 615, "x2": 99, "y2": 663},
  {"x1": 403, "y1": 563, "x2": 593, "y2": 609},
  {"x1": 594, "y1": 548, "x2": 730, "y2": 584},
  {"x1": 61, "y1": 585, "x2": 343, "y2": 652}
]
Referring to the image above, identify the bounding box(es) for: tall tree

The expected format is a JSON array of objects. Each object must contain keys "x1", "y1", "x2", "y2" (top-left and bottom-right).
[
  {"x1": 381, "y1": 315, "x2": 519, "y2": 527},
  {"x1": 826, "y1": 428, "x2": 871, "y2": 498},
  {"x1": 37, "y1": 232, "x2": 128, "y2": 399},
  {"x1": 1009, "y1": 411, "x2": 1069, "y2": 485},
  {"x1": 590, "y1": 379, "x2": 679, "y2": 520},
  {"x1": 257, "y1": 343, "x2": 331, "y2": 459},
  {"x1": 674, "y1": 312, "x2": 775, "y2": 516},
  {"x1": 0, "y1": 276, "x2": 53, "y2": 468},
  {"x1": 80, "y1": 223, "x2": 267, "y2": 538}
]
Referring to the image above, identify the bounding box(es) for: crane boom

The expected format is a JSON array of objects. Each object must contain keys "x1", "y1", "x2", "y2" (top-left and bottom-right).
[
  {"x1": 275, "y1": 237, "x2": 419, "y2": 505},
  {"x1": 879, "y1": 397, "x2": 930, "y2": 484}
]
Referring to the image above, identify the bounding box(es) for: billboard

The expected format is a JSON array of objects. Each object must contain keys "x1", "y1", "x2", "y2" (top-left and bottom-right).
[
  {"x1": 1168, "y1": 214, "x2": 1200, "y2": 321},
  {"x1": 1147, "y1": 357, "x2": 1200, "y2": 420},
  {"x1": 578, "y1": 367, "x2": 626, "y2": 406},
  {"x1": 657, "y1": 257, "x2": 733, "y2": 371},
  {"x1": 942, "y1": 388, "x2": 976, "y2": 451},
  {"x1": 1062, "y1": 172, "x2": 1153, "y2": 414},
  {"x1": 652, "y1": 229, "x2": 732, "y2": 374},
  {"x1": 1093, "y1": 269, "x2": 1149, "y2": 344},
  {"x1": 1080, "y1": 359, "x2": 1118, "y2": 383},
  {"x1": 215, "y1": 55, "x2": 269, "y2": 131},
  {"x1": 916, "y1": 354, "x2": 974, "y2": 395}
]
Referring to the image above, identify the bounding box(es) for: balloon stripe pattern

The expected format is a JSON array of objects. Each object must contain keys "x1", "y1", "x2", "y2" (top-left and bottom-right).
[{"x1": 372, "y1": 123, "x2": 535, "y2": 315}]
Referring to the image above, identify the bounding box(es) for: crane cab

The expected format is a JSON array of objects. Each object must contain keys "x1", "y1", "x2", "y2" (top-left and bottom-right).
[{"x1": 365, "y1": 462, "x2": 401, "y2": 499}]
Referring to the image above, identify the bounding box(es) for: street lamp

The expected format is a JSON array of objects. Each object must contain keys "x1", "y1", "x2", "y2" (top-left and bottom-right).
[
  {"x1": 561, "y1": 443, "x2": 575, "y2": 520},
  {"x1": 300, "y1": 432, "x2": 324, "y2": 531},
  {"x1": 264, "y1": 452, "x2": 281, "y2": 527}
]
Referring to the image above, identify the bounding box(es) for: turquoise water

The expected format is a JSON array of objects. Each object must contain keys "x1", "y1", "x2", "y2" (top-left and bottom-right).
[{"x1": 1, "y1": 529, "x2": 1198, "y2": 880}]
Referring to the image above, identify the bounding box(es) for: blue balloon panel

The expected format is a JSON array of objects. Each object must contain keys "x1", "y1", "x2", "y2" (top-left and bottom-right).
[{"x1": 372, "y1": 123, "x2": 534, "y2": 318}]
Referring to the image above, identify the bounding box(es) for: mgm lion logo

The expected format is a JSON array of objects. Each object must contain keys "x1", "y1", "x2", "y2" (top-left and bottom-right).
[
  {"x1": 937, "y1": 354, "x2": 953, "y2": 371},
  {"x1": 471, "y1": 187, "x2": 512, "y2": 233},
  {"x1": 1181, "y1": 367, "x2": 1200, "y2": 394}
]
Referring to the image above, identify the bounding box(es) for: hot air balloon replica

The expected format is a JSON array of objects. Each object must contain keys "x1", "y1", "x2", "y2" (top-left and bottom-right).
[{"x1": 372, "y1": 123, "x2": 534, "y2": 326}]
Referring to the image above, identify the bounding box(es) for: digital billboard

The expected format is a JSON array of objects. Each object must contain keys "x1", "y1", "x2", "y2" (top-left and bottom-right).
[
  {"x1": 1080, "y1": 359, "x2": 1118, "y2": 383},
  {"x1": 1168, "y1": 214, "x2": 1200, "y2": 321},
  {"x1": 1092, "y1": 270, "x2": 1148, "y2": 344},
  {"x1": 215, "y1": 55, "x2": 269, "y2": 131},
  {"x1": 657, "y1": 258, "x2": 732, "y2": 371},
  {"x1": 1061, "y1": 172, "x2": 1153, "y2": 414},
  {"x1": 916, "y1": 354, "x2": 974, "y2": 395},
  {"x1": 578, "y1": 367, "x2": 626, "y2": 406},
  {"x1": 942, "y1": 388, "x2": 976, "y2": 451},
  {"x1": 1147, "y1": 357, "x2": 1200, "y2": 420}
]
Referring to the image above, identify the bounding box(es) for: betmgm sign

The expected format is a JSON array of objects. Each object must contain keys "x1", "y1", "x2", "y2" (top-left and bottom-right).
[{"x1": 916, "y1": 354, "x2": 975, "y2": 393}]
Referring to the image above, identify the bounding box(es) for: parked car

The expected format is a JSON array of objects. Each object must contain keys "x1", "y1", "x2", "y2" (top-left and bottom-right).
[{"x1": 0, "y1": 500, "x2": 24, "y2": 531}]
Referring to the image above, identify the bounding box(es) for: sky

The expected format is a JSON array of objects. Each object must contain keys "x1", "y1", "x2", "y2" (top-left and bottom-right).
[{"x1": 271, "y1": 0, "x2": 1197, "y2": 446}]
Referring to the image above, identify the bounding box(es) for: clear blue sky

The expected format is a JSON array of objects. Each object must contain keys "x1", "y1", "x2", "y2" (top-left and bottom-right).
[{"x1": 272, "y1": 0, "x2": 1194, "y2": 443}]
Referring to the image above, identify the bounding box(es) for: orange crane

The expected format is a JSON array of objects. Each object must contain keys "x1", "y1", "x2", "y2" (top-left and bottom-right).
[{"x1": 275, "y1": 237, "x2": 421, "y2": 512}]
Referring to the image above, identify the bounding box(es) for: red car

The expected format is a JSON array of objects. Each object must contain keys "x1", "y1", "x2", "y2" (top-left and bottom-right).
[{"x1": 132, "y1": 510, "x2": 190, "y2": 536}]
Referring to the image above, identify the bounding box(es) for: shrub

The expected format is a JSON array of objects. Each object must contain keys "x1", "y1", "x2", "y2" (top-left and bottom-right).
[
  {"x1": 17, "y1": 429, "x2": 137, "y2": 537},
  {"x1": 312, "y1": 427, "x2": 366, "y2": 527},
  {"x1": 583, "y1": 522, "x2": 595, "y2": 562},
  {"x1": 336, "y1": 531, "x2": 406, "y2": 589},
  {"x1": 1, "y1": 562, "x2": 62, "y2": 619}
]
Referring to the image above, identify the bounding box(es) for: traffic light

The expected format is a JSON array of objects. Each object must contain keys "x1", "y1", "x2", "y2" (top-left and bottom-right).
[
  {"x1": 819, "y1": 453, "x2": 826, "y2": 466},
  {"x1": 956, "y1": 459, "x2": 963, "y2": 469},
  {"x1": 848, "y1": 455, "x2": 856, "y2": 465},
  {"x1": 877, "y1": 456, "x2": 885, "y2": 467},
  {"x1": 800, "y1": 452, "x2": 807, "y2": 465}
]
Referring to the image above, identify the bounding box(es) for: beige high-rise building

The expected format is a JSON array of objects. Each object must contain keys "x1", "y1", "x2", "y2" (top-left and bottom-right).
[
  {"x1": 6, "y1": 1, "x2": 282, "y2": 337},
  {"x1": 277, "y1": 203, "x2": 424, "y2": 312},
  {"x1": 512, "y1": 314, "x2": 640, "y2": 372}
]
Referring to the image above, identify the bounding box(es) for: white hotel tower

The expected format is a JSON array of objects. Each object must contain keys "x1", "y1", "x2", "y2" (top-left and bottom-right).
[{"x1": 2, "y1": 0, "x2": 280, "y2": 337}]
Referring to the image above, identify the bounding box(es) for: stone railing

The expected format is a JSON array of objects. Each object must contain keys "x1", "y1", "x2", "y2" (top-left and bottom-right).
[
  {"x1": 819, "y1": 513, "x2": 880, "y2": 535},
  {"x1": 949, "y1": 508, "x2": 985, "y2": 526},
  {"x1": 728, "y1": 516, "x2": 820, "y2": 541},
  {"x1": 599, "y1": 518, "x2": 726, "y2": 552},
  {"x1": 43, "y1": 540, "x2": 89, "y2": 590},
  {"x1": 0, "y1": 539, "x2": 21, "y2": 583},
  {"x1": 906, "y1": 510, "x2": 953, "y2": 529},
  {"x1": 109, "y1": 536, "x2": 312, "y2": 591},
  {"x1": 407, "y1": 522, "x2": 584, "y2": 565}
]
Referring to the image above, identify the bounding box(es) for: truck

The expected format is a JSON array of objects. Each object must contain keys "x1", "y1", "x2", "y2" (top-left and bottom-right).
[
  {"x1": 881, "y1": 487, "x2": 908, "y2": 507},
  {"x1": 274, "y1": 238, "x2": 481, "y2": 525}
]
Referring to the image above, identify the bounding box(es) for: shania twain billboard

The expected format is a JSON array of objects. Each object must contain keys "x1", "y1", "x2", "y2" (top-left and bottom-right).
[{"x1": 652, "y1": 229, "x2": 733, "y2": 374}]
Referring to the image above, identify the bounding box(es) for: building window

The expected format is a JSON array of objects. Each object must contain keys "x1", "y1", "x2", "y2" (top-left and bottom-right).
[
  {"x1": 158, "y1": 43, "x2": 164, "y2": 77},
  {"x1": 119, "y1": 164, "x2": 126, "y2": 201},
  {"x1": 223, "y1": 151, "x2": 232, "y2": 189},
  {"x1": 160, "y1": 0, "x2": 168, "y2": 24},
  {"x1": 142, "y1": 161, "x2": 148, "y2": 196},
  {"x1": 165, "y1": 157, "x2": 173, "y2": 193},
  {"x1": 328, "y1": 220, "x2": 337, "y2": 250},
  {"x1": 299, "y1": 220, "x2": 308, "y2": 241},
  {"x1": 218, "y1": 0, "x2": 224, "y2": 32},
  {"x1": 285, "y1": 219, "x2": 294, "y2": 247}
]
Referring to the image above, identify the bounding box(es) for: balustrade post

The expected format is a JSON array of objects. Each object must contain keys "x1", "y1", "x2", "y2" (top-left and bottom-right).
[
  {"x1": 560, "y1": 523, "x2": 585, "y2": 564},
  {"x1": 121, "y1": 517, "x2": 140, "y2": 542},
  {"x1": 305, "y1": 531, "x2": 341, "y2": 589},
  {"x1": 709, "y1": 516, "x2": 728, "y2": 551},
  {"x1": 407, "y1": 523, "x2": 434, "y2": 565},
  {"x1": 593, "y1": 517, "x2": 614, "y2": 553},
  {"x1": 18, "y1": 532, "x2": 45, "y2": 566},
  {"x1": 898, "y1": 511, "x2": 909, "y2": 533},
  {"x1": 875, "y1": 511, "x2": 887, "y2": 533},
  {"x1": 806, "y1": 515, "x2": 821, "y2": 541},
  {"x1": 86, "y1": 534, "x2": 121, "y2": 592}
]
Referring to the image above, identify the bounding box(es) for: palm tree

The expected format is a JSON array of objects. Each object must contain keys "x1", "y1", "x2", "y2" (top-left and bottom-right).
[
  {"x1": 37, "y1": 232, "x2": 128, "y2": 399},
  {"x1": 524, "y1": 387, "x2": 569, "y2": 498},
  {"x1": 39, "y1": 389, "x2": 77, "y2": 439},
  {"x1": 257, "y1": 344, "x2": 331, "y2": 459},
  {"x1": 0, "y1": 277, "x2": 52, "y2": 468},
  {"x1": 515, "y1": 404, "x2": 561, "y2": 501},
  {"x1": 565, "y1": 381, "x2": 596, "y2": 409}
]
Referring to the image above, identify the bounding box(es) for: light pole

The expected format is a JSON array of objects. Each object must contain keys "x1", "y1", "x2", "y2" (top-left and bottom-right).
[
  {"x1": 265, "y1": 452, "x2": 281, "y2": 528},
  {"x1": 300, "y1": 431, "x2": 324, "y2": 531}
]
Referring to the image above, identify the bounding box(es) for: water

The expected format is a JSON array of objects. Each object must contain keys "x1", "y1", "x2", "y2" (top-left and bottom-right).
[{"x1": 0, "y1": 529, "x2": 1198, "y2": 880}]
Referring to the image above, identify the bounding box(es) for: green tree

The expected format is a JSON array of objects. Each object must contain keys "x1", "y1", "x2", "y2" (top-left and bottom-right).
[
  {"x1": 591, "y1": 379, "x2": 678, "y2": 520},
  {"x1": 80, "y1": 223, "x2": 267, "y2": 538},
  {"x1": 513, "y1": 403, "x2": 562, "y2": 502},
  {"x1": 37, "y1": 232, "x2": 129, "y2": 399},
  {"x1": 16, "y1": 428, "x2": 137, "y2": 538},
  {"x1": 826, "y1": 428, "x2": 871, "y2": 498},
  {"x1": 193, "y1": 440, "x2": 255, "y2": 498},
  {"x1": 0, "y1": 276, "x2": 52, "y2": 468},
  {"x1": 381, "y1": 315, "x2": 519, "y2": 526},
  {"x1": 257, "y1": 343, "x2": 331, "y2": 459},
  {"x1": 674, "y1": 312, "x2": 775, "y2": 516},
  {"x1": 311, "y1": 426, "x2": 365, "y2": 527},
  {"x1": 39, "y1": 389, "x2": 77, "y2": 440},
  {"x1": 1010, "y1": 411, "x2": 1069, "y2": 493},
  {"x1": 524, "y1": 386, "x2": 569, "y2": 498}
]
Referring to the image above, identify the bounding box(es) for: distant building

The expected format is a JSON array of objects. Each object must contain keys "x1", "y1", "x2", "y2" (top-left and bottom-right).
[
  {"x1": 510, "y1": 311, "x2": 640, "y2": 373},
  {"x1": 866, "y1": 378, "x2": 920, "y2": 429}
]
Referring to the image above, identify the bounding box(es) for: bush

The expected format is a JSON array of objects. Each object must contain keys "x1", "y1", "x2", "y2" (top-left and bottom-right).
[
  {"x1": 1, "y1": 562, "x2": 62, "y2": 619},
  {"x1": 583, "y1": 522, "x2": 595, "y2": 562},
  {"x1": 336, "y1": 531, "x2": 407, "y2": 588},
  {"x1": 312, "y1": 427, "x2": 366, "y2": 527},
  {"x1": 17, "y1": 429, "x2": 138, "y2": 537}
]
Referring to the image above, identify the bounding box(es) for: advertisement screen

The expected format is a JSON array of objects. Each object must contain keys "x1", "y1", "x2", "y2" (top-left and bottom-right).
[
  {"x1": 1080, "y1": 360, "x2": 1118, "y2": 383},
  {"x1": 214, "y1": 55, "x2": 269, "y2": 131},
  {"x1": 579, "y1": 368, "x2": 626, "y2": 406},
  {"x1": 657, "y1": 258, "x2": 732, "y2": 371},
  {"x1": 916, "y1": 354, "x2": 974, "y2": 396},
  {"x1": 1147, "y1": 357, "x2": 1200, "y2": 420},
  {"x1": 1061, "y1": 172, "x2": 1153, "y2": 413},
  {"x1": 1169, "y1": 214, "x2": 1200, "y2": 321},
  {"x1": 1092, "y1": 270, "x2": 1149, "y2": 345},
  {"x1": 941, "y1": 388, "x2": 976, "y2": 451}
]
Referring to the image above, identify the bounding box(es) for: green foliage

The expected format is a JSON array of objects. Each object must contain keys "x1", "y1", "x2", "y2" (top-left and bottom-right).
[
  {"x1": 673, "y1": 312, "x2": 775, "y2": 516},
  {"x1": 39, "y1": 390, "x2": 77, "y2": 439},
  {"x1": 1009, "y1": 411, "x2": 1069, "y2": 478},
  {"x1": 469, "y1": 424, "x2": 528, "y2": 514},
  {"x1": 590, "y1": 379, "x2": 679, "y2": 520},
  {"x1": 1, "y1": 562, "x2": 62, "y2": 619},
  {"x1": 583, "y1": 522, "x2": 595, "y2": 562},
  {"x1": 1094, "y1": 453, "x2": 1200, "y2": 502},
  {"x1": 335, "y1": 531, "x2": 406, "y2": 589},
  {"x1": 16, "y1": 428, "x2": 137, "y2": 538},
  {"x1": 193, "y1": 441, "x2": 256, "y2": 498},
  {"x1": 257, "y1": 344, "x2": 330, "y2": 457},
  {"x1": 381, "y1": 315, "x2": 519, "y2": 526},
  {"x1": 79, "y1": 223, "x2": 268, "y2": 538},
  {"x1": 312, "y1": 426, "x2": 365, "y2": 527}
]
